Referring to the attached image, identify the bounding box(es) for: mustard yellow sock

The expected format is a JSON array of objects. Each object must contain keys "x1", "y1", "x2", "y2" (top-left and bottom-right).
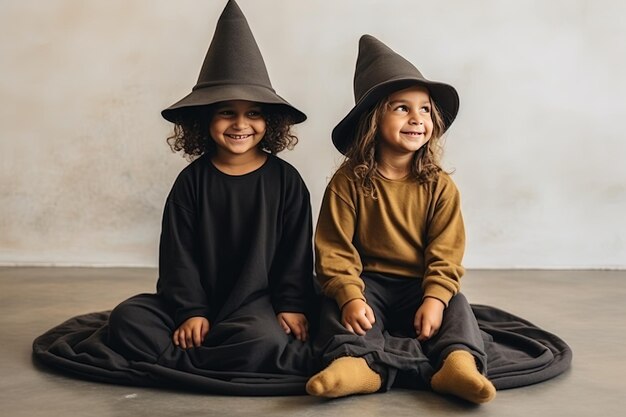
[
  {"x1": 431, "y1": 350, "x2": 496, "y2": 404},
  {"x1": 306, "y1": 356, "x2": 382, "y2": 398}
]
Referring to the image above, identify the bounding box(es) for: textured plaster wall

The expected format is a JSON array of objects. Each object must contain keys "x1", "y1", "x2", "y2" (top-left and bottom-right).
[{"x1": 1, "y1": 0, "x2": 624, "y2": 268}]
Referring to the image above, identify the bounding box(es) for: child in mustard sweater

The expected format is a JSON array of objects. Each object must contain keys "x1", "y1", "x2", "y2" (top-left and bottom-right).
[{"x1": 306, "y1": 35, "x2": 496, "y2": 404}]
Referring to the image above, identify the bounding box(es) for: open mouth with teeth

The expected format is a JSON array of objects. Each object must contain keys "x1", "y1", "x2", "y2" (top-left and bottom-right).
[
  {"x1": 401, "y1": 131, "x2": 424, "y2": 136},
  {"x1": 226, "y1": 134, "x2": 253, "y2": 140}
]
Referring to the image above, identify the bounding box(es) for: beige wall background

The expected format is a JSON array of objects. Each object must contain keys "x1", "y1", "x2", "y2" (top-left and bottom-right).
[{"x1": 1, "y1": 0, "x2": 624, "y2": 268}]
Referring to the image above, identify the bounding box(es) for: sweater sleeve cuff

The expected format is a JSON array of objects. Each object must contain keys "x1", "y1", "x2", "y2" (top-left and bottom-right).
[
  {"x1": 423, "y1": 285, "x2": 454, "y2": 307},
  {"x1": 335, "y1": 284, "x2": 366, "y2": 309}
]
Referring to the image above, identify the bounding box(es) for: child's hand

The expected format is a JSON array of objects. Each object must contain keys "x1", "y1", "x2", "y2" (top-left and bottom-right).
[
  {"x1": 173, "y1": 316, "x2": 210, "y2": 349},
  {"x1": 341, "y1": 299, "x2": 375, "y2": 336},
  {"x1": 414, "y1": 297, "x2": 445, "y2": 341},
  {"x1": 277, "y1": 312, "x2": 309, "y2": 341}
]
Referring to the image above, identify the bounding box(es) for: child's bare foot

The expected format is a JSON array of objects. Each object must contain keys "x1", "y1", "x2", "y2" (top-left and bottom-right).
[
  {"x1": 306, "y1": 356, "x2": 381, "y2": 398},
  {"x1": 431, "y1": 350, "x2": 496, "y2": 404}
]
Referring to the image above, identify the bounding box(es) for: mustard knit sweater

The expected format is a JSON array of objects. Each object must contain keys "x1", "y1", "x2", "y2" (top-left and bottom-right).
[{"x1": 315, "y1": 166, "x2": 465, "y2": 309}]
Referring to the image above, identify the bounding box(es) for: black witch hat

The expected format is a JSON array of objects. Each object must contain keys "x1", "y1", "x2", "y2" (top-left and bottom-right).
[
  {"x1": 162, "y1": 0, "x2": 306, "y2": 124},
  {"x1": 332, "y1": 35, "x2": 459, "y2": 154}
]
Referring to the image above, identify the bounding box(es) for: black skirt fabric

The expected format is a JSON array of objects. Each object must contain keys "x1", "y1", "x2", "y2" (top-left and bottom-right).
[
  {"x1": 32, "y1": 303, "x2": 571, "y2": 395},
  {"x1": 32, "y1": 309, "x2": 312, "y2": 396},
  {"x1": 472, "y1": 304, "x2": 572, "y2": 389}
]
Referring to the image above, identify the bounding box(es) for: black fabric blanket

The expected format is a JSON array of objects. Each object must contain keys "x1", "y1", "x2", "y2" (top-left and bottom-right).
[{"x1": 32, "y1": 304, "x2": 571, "y2": 396}]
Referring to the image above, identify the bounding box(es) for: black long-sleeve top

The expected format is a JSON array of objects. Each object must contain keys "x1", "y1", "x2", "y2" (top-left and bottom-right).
[{"x1": 156, "y1": 154, "x2": 314, "y2": 326}]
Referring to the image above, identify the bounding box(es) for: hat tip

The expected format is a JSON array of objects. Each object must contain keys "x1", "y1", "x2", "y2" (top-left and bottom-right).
[
  {"x1": 358, "y1": 34, "x2": 387, "y2": 52},
  {"x1": 223, "y1": 0, "x2": 243, "y2": 14}
]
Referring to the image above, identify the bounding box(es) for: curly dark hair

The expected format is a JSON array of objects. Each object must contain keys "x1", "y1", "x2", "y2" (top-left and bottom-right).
[
  {"x1": 166, "y1": 104, "x2": 299, "y2": 160},
  {"x1": 342, "y1": 92, "x2": 448, "y2": 198}
]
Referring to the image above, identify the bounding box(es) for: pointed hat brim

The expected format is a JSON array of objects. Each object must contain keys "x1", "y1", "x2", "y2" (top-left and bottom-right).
[
  {"x1": 161, "y1": 0, "x2": 306, "y2": 124},
  {"x1": 332, "y1": 35, "x2": 459, "y2": 154}
]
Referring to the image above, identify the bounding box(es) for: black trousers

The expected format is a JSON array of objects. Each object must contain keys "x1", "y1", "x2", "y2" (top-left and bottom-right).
[
  {"x1": 107, "y1": 293, "x2": 318, "y2": 377},
  {"x1": 313, "y1": 273, "x2": 487, "y2": 390}
]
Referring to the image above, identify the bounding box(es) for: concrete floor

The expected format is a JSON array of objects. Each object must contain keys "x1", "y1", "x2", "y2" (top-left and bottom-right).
[{"x1": 1, "y1": 267, "x2": 625, "y2": 417}]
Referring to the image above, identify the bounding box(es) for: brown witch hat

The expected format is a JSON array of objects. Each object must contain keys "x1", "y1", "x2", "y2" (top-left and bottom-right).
[
  {"x1": 332, "y1": 34, "x2": 459, "y2": 154},
  {"x1": 161, "y1": 0, "x2": 306, "y2": 124}
]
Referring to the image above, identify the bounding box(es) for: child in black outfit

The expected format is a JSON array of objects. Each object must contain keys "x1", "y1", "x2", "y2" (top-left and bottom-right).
[{"x1": 107, "y1": 0, "x2": 317, "y2": 378}]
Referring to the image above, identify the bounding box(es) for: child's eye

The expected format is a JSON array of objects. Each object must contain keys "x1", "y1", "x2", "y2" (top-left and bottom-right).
[
  {"x1": 247, "y1": 110, "x2": 263, "y2": 118},
  {"x1": 394, "y1": 105, "x2": 409, "y2": 112},
  {"x1": 420, "y1": 106, "x2": 431, "y2": 113},
  {"x1": 217, "y1": 110, "x2": 234, "y2": 117}
]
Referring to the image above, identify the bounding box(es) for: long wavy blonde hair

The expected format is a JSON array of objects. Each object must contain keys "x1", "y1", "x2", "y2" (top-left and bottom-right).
[{"x1": 342, "y1": 92, "x2": 447, "y2": 198}]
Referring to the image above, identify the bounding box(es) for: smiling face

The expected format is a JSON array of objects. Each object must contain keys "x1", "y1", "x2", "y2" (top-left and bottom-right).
[
  {"x1": 377, "y1": 85, "x2": 433, "y2": 158},
  {"x1": 209, "y1": 100, "x2": 267, "y2": 159}
]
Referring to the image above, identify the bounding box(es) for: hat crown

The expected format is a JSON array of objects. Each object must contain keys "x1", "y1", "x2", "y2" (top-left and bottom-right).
[
  {"x1": 353, "y1": 35, "x2": 424, "y2": 102},
  {"x1": 194, "y1": 0, "x2": 274, "y2": 92}
]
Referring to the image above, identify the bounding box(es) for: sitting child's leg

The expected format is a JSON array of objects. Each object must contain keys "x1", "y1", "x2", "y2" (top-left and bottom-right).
[
  {"x1": 108, "y1": 293, "x2": 174, "y2": 362},
  {"x1": 306, "y1": 356, "x2": 381, "y2": 398},
  {"x1": 307, "y1": 294, "x2": 387, "y2": 398},
  {"x1": 423, "y1": 293, "x2": 496, "y2": 403}
]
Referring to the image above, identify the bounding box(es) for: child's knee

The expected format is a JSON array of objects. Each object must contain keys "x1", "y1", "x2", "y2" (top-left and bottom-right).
[
  {"x1": 447, "y1": 293, "x2": 471, "y2": 313},
  {"x1": 108, "y1": 301, "x2": 136, "y2": 337}
]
